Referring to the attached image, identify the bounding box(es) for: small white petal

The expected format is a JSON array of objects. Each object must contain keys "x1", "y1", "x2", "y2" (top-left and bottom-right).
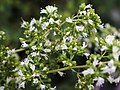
[
  {"x1": 82, "y1": 68, "x2": 94, "y2": 76},
  {"x1": 58, "y1": 72, "x2": 64, "y2": 77},
  {"x1": 50, "y1": 86, "x2": 56, "y2": 90},
  {"x1": 114, "y1": 76, "x2": 120, "y2": 83},
  {"x1": 40, "y1": 84, "x2": 45, "y2": 90},
  {"x1": 21, "y1": 42, "x2": 28, "y2": 48},
  {"x1": 107, "y1": 76, "x2": 115, "y2": 84},
  {"x1": 76, "y1": 25, "x2": 84, "y2": 32},
  {"x1": 33, "y1": 78, "x2": 38, "y2": 84},
  {"x1": 66, "y1": 17, "x2": 72, "y2": 23},
  {"x1": 18, "y1": 70, "x2": 24, "y2": 76},
  {"x1": 105, "y1": 35, "x2": 115, "y2": 45},
  {"x1": 43, "y1": 49, "x2": 51, "y2": 52},
  {"x1": 40, "y1": 9, "x2": 47, "y2": 14},
  {"x1": 93, "y1": 59, "x2": 99, "y2": 67},
  {"x1": 30, "y1": 64, "x2": 35, "y2": 72},
  {"x1": 88, "y1": 19, "x2": 93, "y2": 24},
  {"x1": 6, "y1": 77, "x2": 12, "y2": 84},
  {"x1": 82, "y1": 42, "x2": 87, "y2": 48},
  {"x1": 31, "y1": 45, "x2": 37, "y2": 51},
  {"x1": 0, "y1": 86, "x2": 5, "y2": 90},
  {"x1": 101, "y1": 46, "x2": 108, "y2": 51},
  {"x1": 42, "y1": 22, "x2": 49, "y2": 30},
  {"x1": 85, "y1": 4, "x2": 92, "y2": 9},
  {"x1": 61, "y1": 44, "x2": 67, "y2": 50},
  {"x1": 46, "y1": 6, "x2": 57, "y2": 13},
  {"x1": 31, "y1": 52, "x2": 37, "y2": 57},
  {"x1": 94, "y1": 77, "x2": 104, "y2": 87},
  {"x1": 19, "y1": 82, "x2": 25, "y2": 89}
]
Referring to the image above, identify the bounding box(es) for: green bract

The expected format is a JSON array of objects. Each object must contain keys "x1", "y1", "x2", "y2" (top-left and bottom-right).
[{"x1": 0, "y1": 3, "x2": 120, "y2": 90}]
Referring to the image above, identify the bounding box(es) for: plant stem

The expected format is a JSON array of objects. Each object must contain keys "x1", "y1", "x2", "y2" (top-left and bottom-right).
[
  {"x1": 15, "y1": 48, "x2": 25, "y2": 53},
  {"x1": 47, "y1": 65, "x2": 88, "y2": 74}
]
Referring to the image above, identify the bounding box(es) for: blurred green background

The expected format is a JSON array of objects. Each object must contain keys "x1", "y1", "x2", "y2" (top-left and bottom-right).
[{"x1": 0, "y1": 0, "x2": 120, "y2": 90}]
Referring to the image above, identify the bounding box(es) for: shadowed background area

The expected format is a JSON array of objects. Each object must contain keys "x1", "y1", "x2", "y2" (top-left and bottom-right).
[{"x1": 0, "y1": 0, "x2": 120, "y2": 90}]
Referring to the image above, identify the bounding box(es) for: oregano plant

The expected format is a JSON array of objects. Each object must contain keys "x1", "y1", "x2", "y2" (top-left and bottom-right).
[{"x1": 0, "y1": 3, "x2": 120, "y2": 90}]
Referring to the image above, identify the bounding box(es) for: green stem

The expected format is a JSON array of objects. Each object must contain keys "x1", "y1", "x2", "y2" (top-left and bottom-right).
[
  {"x1": 47, "y1": 65, "x2": 88, "y2": 74},
  {"x1": 15, "y1": 48, "x2": 25, "y2": 53}
]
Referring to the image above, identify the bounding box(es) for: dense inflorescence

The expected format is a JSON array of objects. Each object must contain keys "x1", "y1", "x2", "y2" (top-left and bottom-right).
[{"x1": 0, "y1": 3, "x2": 120, "y2": 90}]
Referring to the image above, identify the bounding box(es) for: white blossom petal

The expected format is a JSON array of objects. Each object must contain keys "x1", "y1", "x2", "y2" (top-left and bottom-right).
[
  {"x1": 82, "y1": 68, "x2": 94, "y2": 76},
  {"x1": 66, "y1": 17, "x2": 72, "y2": 23}
]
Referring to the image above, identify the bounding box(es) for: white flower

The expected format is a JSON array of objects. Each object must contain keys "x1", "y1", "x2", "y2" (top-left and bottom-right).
[
  {"x1": 55, "y1": 44, "x2": 60, "y2": 50},
  {"x1": 55, "y1": 20, "x2": 61, "y2": 24},
  {"x1": 18, "y1": 70, "x2": 24, "y2": 76},
  {"x1": 7, "y1": 49, "x2": 15, "y2": 54},
  {"x1": 40, "y1": 84, "x2": 45, "y2": 90},
  {"x1": 107, "y1": 76, "x2": 115, "y2": 84},
  {"x1": 84, "y1": 53, "x2": 90, "y2": 59},
  {"x1": 41, "y1": 22, "x2": 49, "y2": 30},
  {"x1": 29, "y1": 25, "x2": 35, "y2": 32},
  {"x1": 40, "y1": 54, "x2": 48, "y2": 60},
  {"x1": 66, "y1": 17, "x2": 72, "y2": 23},
  {"x1": 43, "y1": 49, "x2": 51, "y2": 53},
  {"x1": 45, "y1": 40, "x2": 51, "y2": 46},
  {"x1": 21, "y1": 42, "x2": 28, "y2": 48},
  {"x1": 32, "y1": 73, "x2": 40, "y2": 77},
  {"x1": 34, "y1": 28, "x2": 38, "y2": 32},
  {"x1": 87, "y1": 85, "x2": 94, "y2": 90},
  {"x1": 100, "y1": 46, "x2": 108, "y2": 51},
  {"x1": 93, "y1": 59, "x2": 99, "y2": 67},
  {"x1": 30, "y1": 18, "x2": 36, "y2": 26},
  {"x1": 82, "y1": 32, "x2": 87, "y2": 37},
  {"x1": 88, "y1": 19, "x2": 93, "y2": 24},
  {"x1": 6, "y1": 77, "x2": 12, "y2": 84},
  {"x1": 64, "y1": 36, "x2": 73, "y2": 43},
  {"x1": 23, "y1": 57, "x2": 33, "y2": 67},
  {"x1": 0, "y1": 86, "x2": 4, "y2": 90},
  {"x1": 94, "y1": 77, "x2": 104, "y2": 87},
  {"x1": 21, "y1": 19, "x2": 27, "y2": 28},
  {"x1": 58, "y1": 72, "x2": 64, "y2": 77},
  {"x1": 113, "y1": 53, "x2": 119, "y2": 61},
  {"x1": 112, "y1": 46, "x2": 119, "y2": 53},
  {"x1": 98, "y1": 24, "x2": 104, "y2": 29},
  {"x1": 82, "y1": 68, "x2": 94, "y2": 76},
  {"x1": 33, "y1": 78, "x2": 38, "y2": 84},
  {"x1": 39, "y1": 17, "x2": 42, "y2": 23},
  {"x1": 43, "y1": 67, "x2": 47, "y2": 71},
  {"x1": 95, "y1": 37, "x2": 98, "y2": 42},
  {"x1": 92, "y1": 28, "x2": 97, "y2": 33},
  {"x1": 30, "y1": 63, "x2": 35, "y2": 72},
  {"x1": 112, "y1": 46, "x2": 120, "y2": 60},
  {"x1": 61, "y1": 44, "x2": 67, "y2": 50},
  {"x1": 114, "y1": 76, "x2": 120, "y2": 83},
  {"x1": 40, "y1": 9, "x2": 47, "y2": 14},
  {"x1": 19, "y1": 82, "x2": 25, "y2": 89},
  {"x1": 101, "y1": 60, "x2": 116, "y2": 74},
  {"x1": 49, "y1": 18, "x2": 54, "y2": 24},
  {"x1": 80, "y1": 11, "x2": 86, "y2": 15},
  {"x1": 73, "y1": 47, "x2": 77, "y2": 51},
  {"x1": 53, "y1": 31, "x2": 57, "y2": 36},
  {"x1": 46, "y1": 6, "x2": 57, "y2": 13},
  {"x1": 31, "y1": 52, "x2": 37, "y2": 57},
  {"x1": 75, "y1": 25, "x2": 84, "y2": 32},
  {"x1": 31, "y1": 45, "x2": 37, "y2": 51},
  {"x1": 85, "y1": 4, "x2": 92, "y2": 9},
  {"x1": 105, "y1": 35, "x2": 115, "y2": 45},
  {"x1": 50, "y1": 86, "x2": 56, "y2": 90},
  {"x1": 82, "y1": 42, "x2": 87, "y2": 48}
]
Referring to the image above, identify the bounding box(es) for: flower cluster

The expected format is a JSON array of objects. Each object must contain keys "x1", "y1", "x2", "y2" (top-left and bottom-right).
[{"x1": 0, "y1": 3, "x2": 120, "y2": 90}]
